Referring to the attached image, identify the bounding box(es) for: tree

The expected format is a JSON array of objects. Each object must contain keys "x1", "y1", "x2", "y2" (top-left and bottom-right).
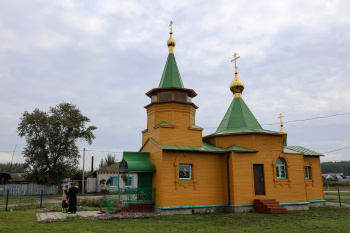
[
  {"x1": 71, "y1": 168, "x2": 90, "y2": 180},
  {"x1": 0, "y1": 163, "x2": 27, "y2": 173},
  {"x1": 99, "y1": 153, "x2": 117, "y2": 169},
  {"x1": 17, "y1": 102, "x2": 97, "y2": 184}
]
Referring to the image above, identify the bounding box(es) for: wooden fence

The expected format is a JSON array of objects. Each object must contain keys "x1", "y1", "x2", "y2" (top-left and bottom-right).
[{"x1": 0, "y1": 184, "x2": 59, "y2": 196}]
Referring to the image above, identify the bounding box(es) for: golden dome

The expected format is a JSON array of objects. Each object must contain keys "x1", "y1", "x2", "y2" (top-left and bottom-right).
[
  {"x1": 167, "y1": 21, "x2": 176, "y2": 54},
  {"x1": 167, "y1": 31, "x2": 176, "y2": 53},
  {"x1": 230, "y1": 53, "x2": 244, "y2": 98},
  {"x1": 280, "y1": 125, "x2": 286, "y2": 133},
  {"x1": 230, "y1": 74, "x2": 245, "y2": 98}
]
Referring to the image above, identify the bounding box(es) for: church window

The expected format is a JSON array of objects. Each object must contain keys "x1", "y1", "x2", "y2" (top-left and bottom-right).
[
  {"x1": 305, "y1": 166, "x2": 311, "y2": 180},
  {"x1": 151, "y1": 94, "x2": 157, "y2": 102},
  {"x1": 179, "y1": 164, "x2": 192, "y2": 180},
  {"x1": 174, "y1": 91, "x2": 187, "y2": 102},
  {"x1": 276, "y1": 158, "x2": 287, "y2": 179},
  {"x1": 158, "y1": 91, "x2": 172, "y2": 101}
]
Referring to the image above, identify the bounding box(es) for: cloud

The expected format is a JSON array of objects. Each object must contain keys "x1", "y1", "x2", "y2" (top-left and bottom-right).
[{"x1": 0, "y1": 0, "x2": 349, "y2": 167}]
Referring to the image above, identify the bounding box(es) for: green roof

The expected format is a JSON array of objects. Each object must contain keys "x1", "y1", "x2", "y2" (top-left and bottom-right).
[
  {"x1": 214, "y1": 98, "x2": 281, "y2": 135},
  {"x1": 119, "y1": 152, "x2": 156, "y2": 173},
  {"x1": 215, "y1": 98, "x2": 262, "y2": 134},
  {"x1": 189, "y1": 124, "x2": 203, "y2": 129},
  {"x1": 150, "y1": 138, "x2": 257, "y2": 153},
  {"x1": 159, "y1": 53, "x2": 184, "y2": 88},
  {"x1": 155, "y1": 122, "x2": 175, "y2": 127},
  {"x1": 284, "y1": 146, "x2": 324, "y2": 156}
]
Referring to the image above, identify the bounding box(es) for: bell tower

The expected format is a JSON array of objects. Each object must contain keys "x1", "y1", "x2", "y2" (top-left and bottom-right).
[{"x1": 142, "y1": 21, "x2": 203, "y2": 147}]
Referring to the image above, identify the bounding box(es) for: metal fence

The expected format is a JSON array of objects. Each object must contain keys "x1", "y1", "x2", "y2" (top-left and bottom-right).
[
  {"x1": 0, "y1": 184, "x2": 59, "y2": 196},
  {"x1": 101, "y1": 188, "x2": 155, "y2": 214}
]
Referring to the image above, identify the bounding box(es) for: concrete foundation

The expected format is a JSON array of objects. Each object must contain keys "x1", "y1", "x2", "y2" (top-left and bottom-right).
[{"x1": 154, "y1": 201, "x2": 326, "y2": 215}]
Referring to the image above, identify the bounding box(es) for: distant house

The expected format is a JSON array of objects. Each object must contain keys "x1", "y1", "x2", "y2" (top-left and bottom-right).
[
  {"x1": 322, "y1": 174, "x2": 333, "y2": 180},
  {"x1": 9, "y1": 173, "x2": 28, "y2": 184},
  {"x1": 87, "y1": 163, "x2": 138, "y2": 193},
  {"x1": 0, "y1": 171, "x2": 11, "y2": 184}
]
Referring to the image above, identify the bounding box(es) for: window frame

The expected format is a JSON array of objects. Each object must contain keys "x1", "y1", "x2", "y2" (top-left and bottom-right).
[
  {"x1": 276, "y1": 158, "x2": 287, "y2": 179},
  {"x1": 123, "y1": 176, "x2": 134, "y2": 188},
  {"x1": 305, "y1": 166, "x2": 311, "y2": 180},
  {"x1": 179, "y1": 164, "x2": 192, "y2": 181},
  {"x1": 107, "y1": 176, "x2": 119, "y2": 188}
]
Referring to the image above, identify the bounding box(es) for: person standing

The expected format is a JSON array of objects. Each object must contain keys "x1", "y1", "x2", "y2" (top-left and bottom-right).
[
  {"x1": 61, "y1": 185, "x2": 68, "y2": 213},
  {"x1": 68, "y1": 182, "x2": 79, "y2": 214}
]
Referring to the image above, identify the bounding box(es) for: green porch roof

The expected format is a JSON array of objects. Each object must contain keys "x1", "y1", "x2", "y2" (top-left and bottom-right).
[
  {"x1": 284, "y1": 146, "x2": 324, "y2": 156},
  {"x1": 159, "y1": 53, "x2": 184, "y2": 88},
  {"x1": 150, "y1": 138, "x2": 257, "y2": 153},
  {"x1": 119, "y1": 152, "x2": 156, "y2": 173}
]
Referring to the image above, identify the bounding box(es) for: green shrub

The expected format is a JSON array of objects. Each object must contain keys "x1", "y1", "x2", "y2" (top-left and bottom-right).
[
  {"x1": 78, "y1": 197, "x2": 101, "y2": 207},
  {"x1": 100, "y1": 189, "x2": 109, "y2": 195},
  {"x1": 323, "y1": 181, "x2": 350, "y2": 186}
]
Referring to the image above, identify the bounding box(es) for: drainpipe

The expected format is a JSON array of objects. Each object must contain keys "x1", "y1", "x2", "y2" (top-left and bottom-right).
[{"x1": 226, "y1": 152, "x2": 231, "y2": 206}]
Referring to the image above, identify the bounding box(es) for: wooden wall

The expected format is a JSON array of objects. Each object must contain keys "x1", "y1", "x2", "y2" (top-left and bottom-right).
[
  {"x1": 304, "y1": 156, "x2": 325, "y2": 201},
  {"x1": 142, "y1": 102, "x2": 202, "y2": 147},
  {"x1": 159, "y1": 151, "x2": 227, "y2": 207}
]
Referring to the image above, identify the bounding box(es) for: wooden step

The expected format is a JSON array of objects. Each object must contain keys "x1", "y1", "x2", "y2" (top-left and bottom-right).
[{"x1": 254, "y1": 199, "x2": 287, "y2": 214}]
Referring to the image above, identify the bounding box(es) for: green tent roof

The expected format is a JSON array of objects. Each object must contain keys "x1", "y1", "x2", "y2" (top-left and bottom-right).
[
  {"x1": 158, "y1": 53, "x2": 184, "y2": 88},
  {"x1": 150, "y1": 138, "x2": 257, "y2": 153},
  {"x1": 284, "y1": 146, "x2": 324, "y2": 156},
  {"x1": 119, "y1": 152, "x2": 156, "y2": 173},
  {"x1": 214, "y1": 98, "x2": 281, "y2": 135}
]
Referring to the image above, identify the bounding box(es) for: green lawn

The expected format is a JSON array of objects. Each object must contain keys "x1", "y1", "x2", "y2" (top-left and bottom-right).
[
  {"x1": 323, "y1": 186, "x2": 350, "y2": 191},
  {"x1": 0, "y1": 206, "x2": 349, "y2": 233},
  {"x1": 325, "y1": 198, "x2": 350, "y2": 203},
  {"x1": 325, "y1": 192, "x2": 350, "y2": 196}
]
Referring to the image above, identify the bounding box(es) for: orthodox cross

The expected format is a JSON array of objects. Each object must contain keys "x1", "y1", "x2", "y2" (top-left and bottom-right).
[
  {"x1": 278, "y1": 113, "x2": 284, "y2": 125},
  {"x1": 169, "y1": 20, "x2": 173, "y2": 32},
  {"x1": 231, "y1": 53, "x2": 240, "y2": 74}
]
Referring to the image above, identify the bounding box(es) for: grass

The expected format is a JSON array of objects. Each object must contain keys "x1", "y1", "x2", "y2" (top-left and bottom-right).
[
  {"x1": 325, "y1": 192, "x2": 350, "y2": 196},
  {"x1": 325, "y1": 198, "x2": 350, "y2": 203},
  {"x1": 323, "y1": 185, "x2": 350, "y2": 191},
  {"x1": 0, "y1": 206, "x2": 350, "y2": 232}
]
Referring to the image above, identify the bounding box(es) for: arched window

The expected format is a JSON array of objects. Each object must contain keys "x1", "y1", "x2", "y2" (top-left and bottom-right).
[
  {"x1": 305, "y1": 166, "x2": 311, "y2": 180},
  {"x1": 276, "y1": 157, "x2": 287, "y2": 179}
]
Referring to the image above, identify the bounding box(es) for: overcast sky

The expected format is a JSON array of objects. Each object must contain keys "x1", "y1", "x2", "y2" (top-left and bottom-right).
[{"x1": 1, "y1": 0, "x2": 349, "y2": 171}]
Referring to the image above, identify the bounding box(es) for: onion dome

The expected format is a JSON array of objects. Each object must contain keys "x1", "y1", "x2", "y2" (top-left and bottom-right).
[
  {"x1": 167, "y1": 21, "x2": 176, "y2": 54},
  {"x1": 230, "y1": 53, "x2": 244, "y2": 98}
]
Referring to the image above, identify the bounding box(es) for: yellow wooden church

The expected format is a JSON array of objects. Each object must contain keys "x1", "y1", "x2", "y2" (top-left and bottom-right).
[{"x1": 119, "y1": 22, "x2": 325, "y2": 214}]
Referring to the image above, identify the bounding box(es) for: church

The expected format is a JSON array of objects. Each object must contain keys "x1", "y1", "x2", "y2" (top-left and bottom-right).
[{"x1": 118, "y1": 22, "x2": 325, "y2": 214}]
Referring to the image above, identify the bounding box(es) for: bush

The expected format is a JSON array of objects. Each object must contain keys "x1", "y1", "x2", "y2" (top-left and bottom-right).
[
  {"x1": 78, "y1": 197, "x2": 101, "y2": 207},
  {"x1": 100, "y1": 189, "x2": 109, "y2": 195},
  {"x1": 323, "y1": 181, "x2": 350, "y2": 186}
]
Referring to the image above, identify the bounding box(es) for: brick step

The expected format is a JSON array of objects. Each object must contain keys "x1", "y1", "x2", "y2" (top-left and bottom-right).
[{"x1": 254, "y1": 199, "x2": 287, "y2": 214}]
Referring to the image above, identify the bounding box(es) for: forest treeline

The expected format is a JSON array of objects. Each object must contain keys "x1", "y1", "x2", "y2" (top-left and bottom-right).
[
  {"x1": 0, "y1": 163, "x2": 27, "y2": 173},
  {"x1": 321, "y1": 161, "x2": 350, "y2": 176}
]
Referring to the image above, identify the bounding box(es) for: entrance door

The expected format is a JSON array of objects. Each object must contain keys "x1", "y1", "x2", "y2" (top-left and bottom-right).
[
  {"x1": 253, "y1": 164, "x2": 266, "y2": 195},
  {"x1": 137, "y1": 173, "x2": 152, "y2": 201}
]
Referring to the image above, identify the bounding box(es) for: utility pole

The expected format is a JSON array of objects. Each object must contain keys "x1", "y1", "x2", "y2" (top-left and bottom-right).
[
  {"x1": 82, "y1": 148, "x2": 85, "y2": 194},
  {"x1": 9, "y1": 144, "x2": 17, "y2": 174}
]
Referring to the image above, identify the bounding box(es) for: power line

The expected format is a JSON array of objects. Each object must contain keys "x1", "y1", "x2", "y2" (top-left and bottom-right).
[
  {"x1": 322, "y1": 145, "x2": 350, "y2": 154},
  {"x1": 84, "y1": 149, "x2": 123, "y2": 153},
  {"x1": 262, "y1": 112, "x2": 350, "y2": 126}
]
